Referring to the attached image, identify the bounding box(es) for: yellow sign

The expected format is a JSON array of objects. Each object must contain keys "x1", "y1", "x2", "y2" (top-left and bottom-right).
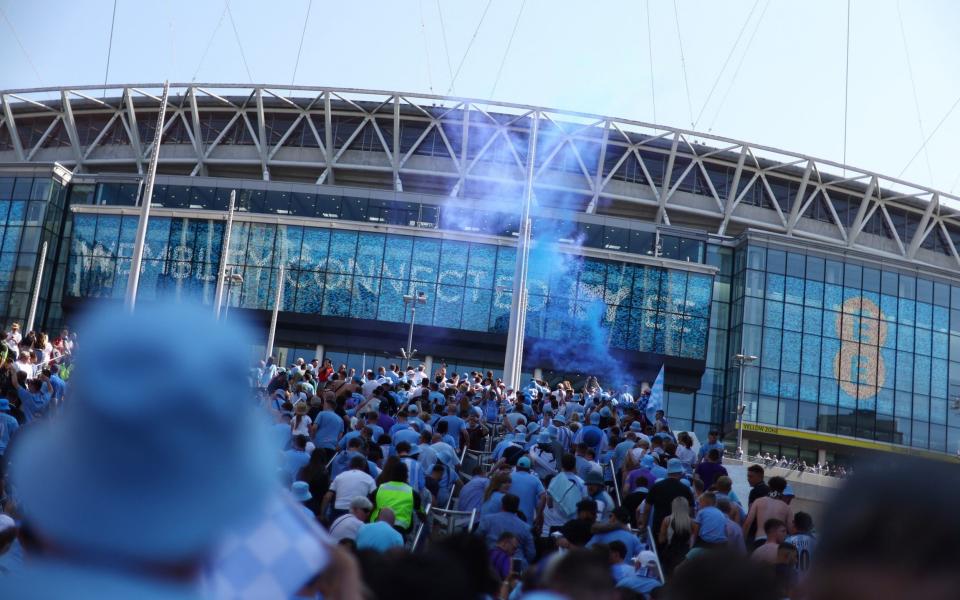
[{"x1": 741, "y1": 422, "x2": 959, "y2": 463}]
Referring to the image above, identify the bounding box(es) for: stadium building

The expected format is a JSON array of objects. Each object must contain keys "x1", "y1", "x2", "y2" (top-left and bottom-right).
[{"x1": 1, "y1": 83, "x2": 959, "y2": 465}]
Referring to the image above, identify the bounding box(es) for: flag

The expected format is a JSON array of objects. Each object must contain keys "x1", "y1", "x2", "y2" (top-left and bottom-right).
[{"x1": 645, "y1": 365, "x2": 664, "y2": 423}]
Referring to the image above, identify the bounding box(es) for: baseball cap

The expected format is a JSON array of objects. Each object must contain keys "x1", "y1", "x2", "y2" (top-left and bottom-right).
[
  {"x1": 634, "y1": 550, "x2": 658, "y2": 567},
  {"x1": 517, "y1": 457, "x2": 532, "y2": 469}
]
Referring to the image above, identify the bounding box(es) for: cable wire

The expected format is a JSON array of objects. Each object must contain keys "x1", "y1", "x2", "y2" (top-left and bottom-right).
[
  {"x1": 447, "y1": 0, "x2": 493, "y2": 95},
  {"x1": 103, "y1": 0, "x2": 118, "y2": 97},
  {"x1": 706, "y1": 0, "x2": 769, "y2": 132},
  {"x1": 842, "y1": 0, "x2": 851, "y2": 172},
  {"x1": 646, "y1": 0, "x2": 656, "y2": 124},
  {"x1": 291, "y1": 0, "x2": 313, "y2": 87},
  {"x1": 897, "y1": 92, "x2": 960, "y2": 180},
  {"x1": 192, "y1": 2, "x2": 229, "y2": 82},
  {"x1": 0, "y1": 6, "x2": 44, "y2": 85},
  {"x1": 418, "y1": 0, "x2": 435, "y2": 93},
  {"x1": 436, "y1": 0, "x2": 455, "y2": 94},
  {"x1": 489, "y1": 0, "x2": 526, "y2": 100},
  {"x1": 226, "y1": 1, "x2": 254, "y2": 83},
  {"x1": 896, "y1": 0, "x2": 934, "y2": 185},
  {"x1": 672, "y1": 0, "x2": 695, "y2": 129},
  {"x1": 693, "y1": 0, "x2": 759, "y2": 129}
]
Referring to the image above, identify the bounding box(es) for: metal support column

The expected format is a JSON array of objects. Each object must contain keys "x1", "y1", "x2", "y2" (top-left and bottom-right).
[
  {"x1": 213, "y1": 190, "x2": 236, "y2": 318},
  {"x1": 502, "y1": 112, "x2": 540, "y2": 391},
  {"x1": 125, "y1": 81, "x2": 170, "y2": 312},
  {"x1": 25, "y1": 241, "x2": 47, "y2": 333},
  {"x1": 265, "y1": 264, "x2": 284, "y2": 360}
]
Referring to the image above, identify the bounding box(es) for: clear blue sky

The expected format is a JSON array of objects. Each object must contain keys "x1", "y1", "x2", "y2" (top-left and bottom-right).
[{"x1": 3, "y1": 0, "x2": 960, "y2": 198}]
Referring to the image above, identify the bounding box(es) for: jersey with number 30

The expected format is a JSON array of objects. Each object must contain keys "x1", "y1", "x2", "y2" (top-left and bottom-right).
[{"x1": 786, "y1": 533, "x2": 816, "y2": 573}]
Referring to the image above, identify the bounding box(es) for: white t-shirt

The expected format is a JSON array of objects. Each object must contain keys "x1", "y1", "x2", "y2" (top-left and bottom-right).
[
  {"x1": 362, "y1": 379, "x2": 380, "y2": 399},
  {"x1": 291, "y1": 415, "x2": 313, "y2": 437},
  {"x1": 328, "y1": 513, "x2": 365, "y2": 542},
  {"x1": 330, "y1": 469, "x2": 377, "y2": 510}
]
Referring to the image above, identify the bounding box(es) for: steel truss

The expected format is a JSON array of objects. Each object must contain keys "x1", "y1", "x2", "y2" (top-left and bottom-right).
[{"x1": 2, "y1": 83, "x2": 959, "y2": 271}]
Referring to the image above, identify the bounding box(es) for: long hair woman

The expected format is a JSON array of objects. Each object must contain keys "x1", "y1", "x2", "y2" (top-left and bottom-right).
[{"x1": 658, "y1": 496, "x2": 693, "y2": 576}]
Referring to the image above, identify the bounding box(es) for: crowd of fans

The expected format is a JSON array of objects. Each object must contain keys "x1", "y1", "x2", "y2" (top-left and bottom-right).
[
  {"x1": 741, "y1": 454, "x2": 853, "y2": 479},
  {"x1": 0, "y1": 308, "x2": 957, "y2": 600}
]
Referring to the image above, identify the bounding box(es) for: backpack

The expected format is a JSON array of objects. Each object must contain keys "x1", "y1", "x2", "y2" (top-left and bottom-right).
[{"x1": 547, "y1": 473, "x2": 582, "y2": 519}]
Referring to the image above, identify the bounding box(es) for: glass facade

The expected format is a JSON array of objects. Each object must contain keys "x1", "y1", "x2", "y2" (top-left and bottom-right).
[
  {"x1": 731, "y1": 243, "x2": 960, "y2": 454},
  {"x1": 0, "y1": 174, "x2": 68, "y2": 332},
  {"x1": 66, "y1": 214, "x2": 714, "y2": 360}
]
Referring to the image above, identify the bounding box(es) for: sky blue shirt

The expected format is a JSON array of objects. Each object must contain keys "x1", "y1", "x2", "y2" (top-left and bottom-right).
[
  {"x1": 439, "y1": 415, "x2": 466, "y2": 449},
  {"x1": 480, "y1": 491, "x2": 506, "y2": 517},
  {"x1": 587, "y1": 529, "x2": 642, "y2": 559},
  {"x1": 356, "y1": 521, "x2": 404, "y2": 552},
  {"x1": 313, "y1": 410, "x2": 343, "y2": 450},
  {"x1": 0, "y1": 412, "x2": 19, "y2": 455},
  {"x1": 282, "y1": 449, "x2": 310, "y2": 481},
  {"x1": 457, "y1": 476, "x2": 489, "y2": 513},
  {"x1": 48, "y1": 375, "x2": 66, "y2": 403},
  {"x1": 694, "y1": 506, "x2": 729, "y2": 543},
  {"x1": 476, "y1": 511, "x2": 536, "y2": 563},
  {"x1": 18, "y1": 387, "x2": 50, "y2": 422},
  {"x1": 508, "y1": 470, "x2": 545, "y2": 525}
]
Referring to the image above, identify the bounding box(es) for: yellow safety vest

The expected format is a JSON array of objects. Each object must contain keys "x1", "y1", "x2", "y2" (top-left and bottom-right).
[{"x1": 372, "y1": 481, "x2": 414, "y2": 529}]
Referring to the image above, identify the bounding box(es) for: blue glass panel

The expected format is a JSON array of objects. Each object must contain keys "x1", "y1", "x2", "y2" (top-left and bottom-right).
[
  {"x1": 894, "y1": 395, "x2": 912, "y2": 418},
  {"x1": 932, "y1": 332, "x2": 949, "y2": 359},
  {"x1": 895, "y1": 351, "x2": 913, "y2": 392},
  {"x1": 71, "y1": 213, "x2": 97, "y2": 254},
  {"x1": 822, "y1": 311, "x2": 840, "y2": 338},
  {"x1": 803, "y1": 307, "x2": 822, "y2": 335},
  {"x1": 821, "y1": 337, "x2": 840, "y2": 377},
  {"x1": 278, "y1": 225, "x2": 303, "y2": 266},
  {"x1": 95, "y1": 215, "x2": 122, "y2": 255},
  {"x1": 931, "y1": 358, "x2": 948, "y2": 398},
  {"x1": 804, "y1": 280, "x2": 823, "y2": 308},
  {"x1": 764, "y1": 301, "x2": 783, "y2": 327},
  {"x1": 915, "y1": 328, "x2": 931, "y2": 356},
  {"x1": 933, "y1": 305, "x2": 949, "y2": 332},
  {"x1": 466, "y1": 243, "x2": 496, "y2": 289},
  {"x1": 780, "y1": 372, "x2": 799, "y2": 399},
  {"x1": 328, "y1": 231, "x2": 358, "y2": 274},
  {"x1": 801, "y1": 334, "x2": 820, "y2": 375},
  {"x1": 295, "y1": 269, "x2": 324, "y2": 314},
  {"x1": 494, "y1": 246, "x2": 516, "y2": 288},
  {"x1": 916, "y1": 302, "x2": 933, "y2": 329},
  {"x1": 350, "y1": 276, "x2": 380, "y2": 319},
  {"x1": 819, "y1": 378, "x2": 838, "y2": 406},
  {"x1": 434, "y1": 284, "x2": 463, "y2": 329},
  {"x1": 914, "y1": 355, "x2": 931, "y2": 395},
  {"x1": 785, "y1": 276, "x2": 804, "y2": 304},
  {"x1": 438, "y1": 240, "x2": 468, "y2": 287},
  {"x1": 0, "y1": 253, "x2": 14, "y2": 292},
  {"x1": 781, "y1": 331, "x2": 801, "y2": 372},
  {"x1": 681, "y1": 317, "x2": 708, "y2": 358},
  {"x1": 877, "y1": 388, "x2": 894, "y2": 415},
  {"x1": 784, "y1": 304, "x2": 803, "y2": 332},
  {"x1": 662, "y1": 312, "x2": 685, "y2": 355},
  {"x1": 913, "y1": 396, "x2": 929, "y2": 421},
  {"x1": 760, "y1": 369, "x2": 779, "y2": 396},
  {"x1": 633, "y1": 267, "x2": 661, "y2": 310},
  {"x1": 136, "y1": 259, "x2": 165, "y2": 301},
  {"x1": 766, "y1": 273, "x2": 785, "y2": 302},
  {"x1": 823, "y1": 283, "x2": 842, "y2": 312},
  {"x1": 880, "y1": 294, "x2": 897, "y2": 321},
  {"x1": 609, "y1": 304, "x2": 632, "y2": 351},
  {"x1": 461, "y1": 288, "x2": 492, "y2": 331},
  {"x1": 322, "y1": 272, "x2": 353, "y2": 316},
  {"x1": 931, "y1": 398, "x2": 947, "y2": 425},
  {"x1": 354, "y1": 232, "x2": 385, "y2": 279},
  {"x1": 192, "y1": 219, "x2": 224, "y2": 267},
  {"x1": 898, "y1": 298, "x2": 915, "y2": 326},
  {"x1": 375, "y1": 277, "x2": 406, "y2": 323},
  {"x1": 685, "y1": 273, "x2": 712, "y2": 317},
  {"x1": 800, "y1": 374, "x2": 818, "y2": 402},
  {"x1": 761, "y1": 327, "x2": 781, "y2": 368},
  {"x1": 280, "y1": 267, "x2": 298, "y2": 311},
  {"x1": 664, "y1": 270, "x2": 687, "y2": 314},
  {"x1": 880, "y1": 348, "x2": 896, "y2": 388},
  {"x1": 144, "y1": 217, "x2": 171, "y2": 263},
  {"x1": 240, "y1": 262, "x2": 273, "y2": 310},
  {"x1": 841, "y1": 288, "x2": 861, "y2": 313},
  {"x1": 578, "y1": 260, "x2": 607, "y2": 303},
  {"x1": 488, "y1": 289, "x2": 511, "y2": 333},
  {"x1": 896, "y1": 325, "x2": 914, "y2": 352},
  {"x1": 837, "y1": 383, "x2": 856, "y2": 409},
  {"x1": 881, "y1": 322, "x2": 897, "y2": 349},
  {"x1": 605, "y1": 263, "x2": 632, "y2": 306},
  {"x1": 544, "y1": 296, "x2": 575, "y2": 340},
  {"x1": 408, "y1": 237, "x2": 439, "y2": 284},
  {"x1": 225, "y1": 222, "x2": 249, "y2": 268},
  {"x1": 382, "y1": 235, "x2": 413, "y2": 281}
]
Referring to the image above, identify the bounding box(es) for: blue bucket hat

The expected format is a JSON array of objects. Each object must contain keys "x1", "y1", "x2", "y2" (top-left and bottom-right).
[
  {"x1": 600, "y1": 407, "x2": 612, "y2": 418},
  {"x1": 537, "y1": 432, "x2": 552, "y2": 444},
  {"x1": 641, "y1": 454, "x2": 655, "y2": 467},
  {"x1": 10, "y1": 304, "x2": 276, "y2": 562},
  {"x1": 666, "y1": 458, "x2": 684, "y2": 475},
  {"x1": 527, "y1": 423, "x2": 541, "y2": 435},
  {"x1": 546, "y1": 425, "x2": 559, "y2": 438},
  {"x1": 552, "y1": 414, "x2": 566, "y2": 424},
  {"x1": 629, "y1": 421, "x2": 643, "y2": 432},
  {"x1": 589, "y1": 413, "x2": 601, "y2": 425},
  {"x1": 0, "y1": 398, "x2": 9, "y2": 411},
  {"x1": 291, "y1": 481, "x2": 312, "y2": 502}
]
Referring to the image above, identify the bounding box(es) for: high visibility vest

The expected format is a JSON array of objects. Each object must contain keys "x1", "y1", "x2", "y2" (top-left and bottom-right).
[{"x1": 372, "y1": 481, "x2": 414, "y2": 529}]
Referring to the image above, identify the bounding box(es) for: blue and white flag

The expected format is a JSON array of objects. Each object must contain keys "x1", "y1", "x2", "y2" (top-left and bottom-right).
[{"x1": 645, "y1": 365, "x2": 665, "y2": 423}]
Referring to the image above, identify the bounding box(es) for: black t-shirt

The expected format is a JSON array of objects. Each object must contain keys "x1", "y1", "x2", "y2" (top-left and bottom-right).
[
  {"x1": 646, "y1": 477, "x2": 695, "y2": 535},
  {"x1": 749, "y1": 481, "x2": 770, "y2": 506},
  {"x1": 622, "y1": 490, "x2": 648, "y2": 528},
  {"x1": 560, "y1": 517, "x2": 595, "y2": 546}
]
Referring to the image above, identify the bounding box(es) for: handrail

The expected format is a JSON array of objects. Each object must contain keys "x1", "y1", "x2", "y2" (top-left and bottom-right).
[
  {"x1": 325, "y1": 451, "x2": 340, "y2": 470},
  {"x1": 411, "y1": 502, "x2": 432, "y2": 551},
  {"x1": 646, "y1": 526, "x2": 666, "y2": 583},
  {"x1": 607, "y1": 460, "x2": 622, "y2": 507}
]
